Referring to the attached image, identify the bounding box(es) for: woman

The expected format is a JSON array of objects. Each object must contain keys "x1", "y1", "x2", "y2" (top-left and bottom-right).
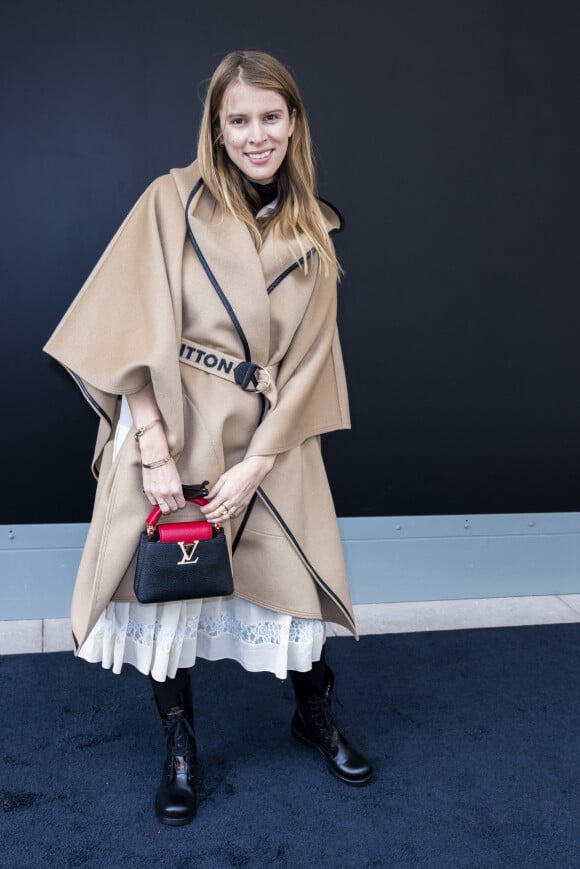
[{"x1": 45, "y1": 50, "x2": 372, "y2": 826}]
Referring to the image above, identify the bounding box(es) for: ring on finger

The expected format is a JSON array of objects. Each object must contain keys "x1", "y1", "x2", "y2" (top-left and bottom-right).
[{"x1": 218, "y1": 504, "x2": 229, "y2": 516}]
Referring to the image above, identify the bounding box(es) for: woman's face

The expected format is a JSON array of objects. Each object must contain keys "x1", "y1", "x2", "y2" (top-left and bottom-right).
[{"x1": 218, "y1": 80, "x2": 295, "y2": 184}]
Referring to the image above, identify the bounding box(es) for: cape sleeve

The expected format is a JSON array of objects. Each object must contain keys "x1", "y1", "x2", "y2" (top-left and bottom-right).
[
  {"x1": 43, "y1": 173, "x2": 187, "y2": 473},
  {"x1": 245, "y1": 257, "x2": 351, "y2": 458}
]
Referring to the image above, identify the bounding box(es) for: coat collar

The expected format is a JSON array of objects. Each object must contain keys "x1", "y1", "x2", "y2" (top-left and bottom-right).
[
  {"x1": 170, "y1": 160, "x2": 341, "y2": 363},
  {"x1": 170, "y1": 159, "x2": 341, "y2": 290},
  {"x1": 171, "y1": 163, "x2": 270, "y2": 364}
]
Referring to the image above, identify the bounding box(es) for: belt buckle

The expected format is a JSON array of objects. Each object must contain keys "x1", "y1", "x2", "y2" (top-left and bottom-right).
[
  {"x1": 254, "y1": 366, "x2": 271, "y2": 393},
  {"x1": 234, "y1": 360, "x2": 272, "y2": 393}
]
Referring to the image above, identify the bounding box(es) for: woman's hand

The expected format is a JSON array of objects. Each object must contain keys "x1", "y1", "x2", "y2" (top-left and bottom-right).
[
  {"x1": 201, "y1": 455, "x2": 276, "y2": 523},
  {"x1": 126, "y1": 383, "x2": 186, "y2": 514},
  {"x1": 142, "y1": 458, "x2": 186, "y2": 514}
]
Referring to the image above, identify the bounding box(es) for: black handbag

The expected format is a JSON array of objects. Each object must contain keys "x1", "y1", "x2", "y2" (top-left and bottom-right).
[{"x1": 133, "y1": 483, "x2": 234, "y2": 604}]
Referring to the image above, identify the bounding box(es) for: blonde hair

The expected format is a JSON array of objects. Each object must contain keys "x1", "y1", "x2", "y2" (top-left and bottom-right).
[{"x1": 197, "y1": 50, "x2": 339, "y2": 275}]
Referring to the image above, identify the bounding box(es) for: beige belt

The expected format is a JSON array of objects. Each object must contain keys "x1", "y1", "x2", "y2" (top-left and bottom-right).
[{"x1": 179, "y1": 338, "x2": 277, "y2": 404}]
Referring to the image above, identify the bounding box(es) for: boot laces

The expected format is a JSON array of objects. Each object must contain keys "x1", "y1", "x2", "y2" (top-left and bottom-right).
[
  {"x1": 308, "y1": 695, "x2": 339, "y2": 752},
  {"x1": 163, "y1": 715, "x2": 196, "y2": 782},
  {"x1": 168, "y1": 715, "x2": 195, "y2": 756}
]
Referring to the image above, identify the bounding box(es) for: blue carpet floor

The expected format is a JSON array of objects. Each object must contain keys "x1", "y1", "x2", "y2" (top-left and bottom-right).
[{"x1": 1, "y1": 624, "x2": 580, "y2": 868}]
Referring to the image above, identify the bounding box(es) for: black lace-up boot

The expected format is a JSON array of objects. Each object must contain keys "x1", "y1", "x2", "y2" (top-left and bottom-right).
[
  {"x1": 151, "y1": 669, "x2": 198, "y2": 826},
  {"x1": 291, "y1": 664, "x2": 373, "y2": 787}
]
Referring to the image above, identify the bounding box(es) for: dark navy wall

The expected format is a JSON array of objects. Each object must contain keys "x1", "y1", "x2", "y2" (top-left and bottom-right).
[{"x1": 1, "y1": 1, "x2": 579, "y2": 522}]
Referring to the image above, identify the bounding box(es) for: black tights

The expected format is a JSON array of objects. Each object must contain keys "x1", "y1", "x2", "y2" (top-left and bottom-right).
[
  {"x1": 149, "y1": 646, "x2": 327, "y2": 712},
  {"x1": 290, "y1": 645, "x2": 327, "y2": 693},
  {"x1": 149, "y1": 667, "x2": 191, "y2": 713}
]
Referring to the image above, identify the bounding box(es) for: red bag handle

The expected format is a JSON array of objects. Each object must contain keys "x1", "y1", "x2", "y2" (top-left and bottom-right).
[
  {"x1": 146, "y1": 496, "x2": 208, "y2": 535},
  {"x1": 145, "y1": 482, "x2": 211, "y2": 537}
]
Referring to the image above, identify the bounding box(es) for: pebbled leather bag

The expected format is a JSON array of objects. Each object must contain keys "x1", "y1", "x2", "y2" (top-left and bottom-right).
[{"x1": 133, "y1": 483, "x2": 234, "y2": 604}]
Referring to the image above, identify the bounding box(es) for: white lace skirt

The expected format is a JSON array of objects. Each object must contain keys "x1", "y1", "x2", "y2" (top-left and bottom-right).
[
  {"x1": 79, "y1": 398, "x2": 326, "y2": 681},
  {"x1": 78, "y1": 596, "x2": 325, "y2": 681}
]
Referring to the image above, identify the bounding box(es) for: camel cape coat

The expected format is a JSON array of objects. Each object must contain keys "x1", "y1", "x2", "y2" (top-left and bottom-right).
[{"x1": 44, "y1": 160, "x2": 356, "y2": 652}]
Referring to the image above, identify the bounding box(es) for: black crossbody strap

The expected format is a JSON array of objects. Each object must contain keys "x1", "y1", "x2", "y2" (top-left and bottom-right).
[
  {"x1": 185, "y1": 180, "x2": 251, "y2": 362},
  {"x1": 184, "y1": 179, "x2": 266, "y2": 552}
]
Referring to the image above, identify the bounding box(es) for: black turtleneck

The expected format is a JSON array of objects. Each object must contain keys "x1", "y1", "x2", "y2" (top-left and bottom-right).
[{"x1": 248, "y1": 179, "x2": 278, "y2": 210}]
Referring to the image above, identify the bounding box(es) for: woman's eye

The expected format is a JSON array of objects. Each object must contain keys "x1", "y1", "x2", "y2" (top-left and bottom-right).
[
  {"x1": 231, "y1": 118, "x2": 245, "y2": 126},
  {"x1": 265, "y1": 114, "x2": 280, "y2": 122}
]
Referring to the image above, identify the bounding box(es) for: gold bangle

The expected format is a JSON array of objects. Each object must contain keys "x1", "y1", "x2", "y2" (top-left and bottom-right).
[
  {"x1": 134, "y1": 419, "x2": 162, "y2": 441},
  {"x1": 141, "y1": 454, "x2": 172, "y2": 469}
]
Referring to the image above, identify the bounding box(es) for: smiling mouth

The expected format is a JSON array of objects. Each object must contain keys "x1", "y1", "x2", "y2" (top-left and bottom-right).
[{"x1": 246, "y1": 149, "x2": 273, "y2": 161}]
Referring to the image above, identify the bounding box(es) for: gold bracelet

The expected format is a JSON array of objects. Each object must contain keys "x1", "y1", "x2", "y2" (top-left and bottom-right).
[
  {"x1": 141, "y1": 454, "x2": 172, "y2": 469},
  {"x1": 134, "y1": 418, "x2": 162, "y2": 442}
]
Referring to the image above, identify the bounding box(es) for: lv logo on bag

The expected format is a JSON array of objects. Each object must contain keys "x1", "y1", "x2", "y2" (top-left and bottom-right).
[{"x1": 176, "y1": 541, "x2": 200, "y2": 565}]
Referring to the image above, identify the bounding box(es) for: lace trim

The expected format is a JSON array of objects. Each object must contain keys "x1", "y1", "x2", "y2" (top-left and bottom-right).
[
  {"x1": 118, "y1": 612, "x2": 323, "y2": 651},
  {"x1": 199, "y1": 612, "x2": 280, "y2": 644},
  {"x1": 123, "y1": 618, "x2": 194, "y2": 652},
  {"x1": 289, "y1": 618, "x2": 325, "y2": 643}
]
